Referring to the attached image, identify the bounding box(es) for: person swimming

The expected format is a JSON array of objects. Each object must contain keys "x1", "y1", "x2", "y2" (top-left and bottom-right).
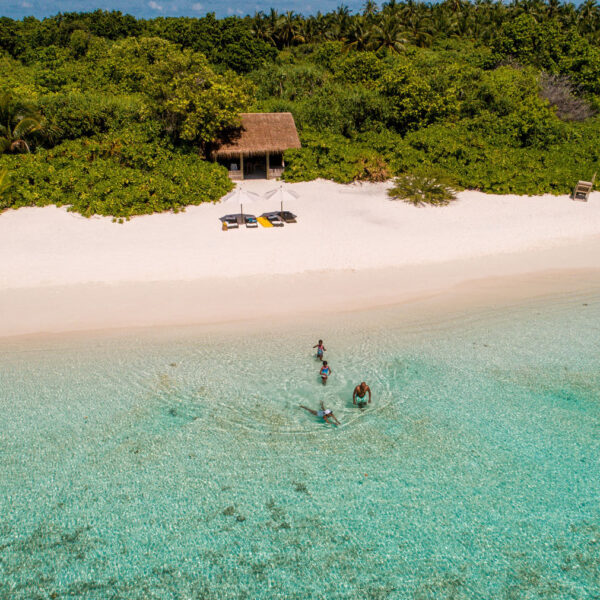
[
  {"x1": 353, "y1": 382, "x2": 372, "y2": 408},
  {"x1": 313, "y1": 339, "x2": 326, "y2": 360},
  {"x1": 320, "y1": 361, "x2": 332, "y2": 385},
  {"x1": 300, "y1": 402, "x2": 341, "y2": 426}
]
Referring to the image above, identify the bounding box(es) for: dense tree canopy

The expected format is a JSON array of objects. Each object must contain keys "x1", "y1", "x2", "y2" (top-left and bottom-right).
[{"x1": 0, "y1": 1, "x2": 599, "y2": 216}]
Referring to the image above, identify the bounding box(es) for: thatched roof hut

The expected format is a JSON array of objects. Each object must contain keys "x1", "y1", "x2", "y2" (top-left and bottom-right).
[{"x1": 212, "y1": 112, "x2": 301, "y2": 159}]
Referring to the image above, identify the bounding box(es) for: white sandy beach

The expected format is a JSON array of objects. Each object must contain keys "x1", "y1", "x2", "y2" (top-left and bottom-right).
[{"x1": 1, "y1": 179, "x2": 600, "y2": 337}]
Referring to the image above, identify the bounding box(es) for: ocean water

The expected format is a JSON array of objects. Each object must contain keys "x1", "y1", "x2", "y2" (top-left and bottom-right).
[
  {"x1": 4, "y1": 0, "x2": 366, "y2": 20},
  {"x1": 1, "y1": 290, "x2": 599, "y2": 599}
]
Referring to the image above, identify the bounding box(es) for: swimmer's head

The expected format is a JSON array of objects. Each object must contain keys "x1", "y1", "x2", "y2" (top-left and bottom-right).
[
  {"x1": 322, "y1": 361, "x2": 328, "y2": 366},
  {"x1": 318, "y1": 339, "x2": 323, "y2": 344},
  {"x1": 361, "y1": 381, "x2": 366, "y2": 387}
]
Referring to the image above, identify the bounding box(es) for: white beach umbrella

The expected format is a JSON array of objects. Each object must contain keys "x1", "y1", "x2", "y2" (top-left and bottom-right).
[
  {"x1": 264, "y1": 185, "x2": 300, "y2": 214},
  {"x1": 221, "y1": 187, "x2": 261, "y2": 217}
]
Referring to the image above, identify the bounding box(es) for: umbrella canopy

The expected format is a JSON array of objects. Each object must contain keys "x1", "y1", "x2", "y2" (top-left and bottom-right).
[
  {"x1": 264, "y1": 185, "x2": 299, "y2": 214},
  {"x1": 264, "y1": 186, "x2": 299, "y2": 203},
  {"x1": 220, "y1": 187, "x2": 261, "y2": 216}
]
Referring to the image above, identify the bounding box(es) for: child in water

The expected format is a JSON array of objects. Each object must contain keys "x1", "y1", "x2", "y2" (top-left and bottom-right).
[
  {"x1": 313, "y1": 339, "x2": 326, "y2": 360},
  {"x1": 320, "y1": 361, "x2": 332, "y2": 385},
  {"x1": 300, "y1": 402, "x2": 340, "y2": 426}
]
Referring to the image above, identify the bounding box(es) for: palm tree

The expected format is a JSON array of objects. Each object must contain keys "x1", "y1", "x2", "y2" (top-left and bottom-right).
[
  {"x1": 309, "y1": 12, "x2": 330, "y2": 41},
  {"x1": 344, "y1": 15, "x2": 373, "y2": 50},
  {"x1": 400, "y1": 0, "x2": 422, "y2": 21},
  {"x1": 546, "y1": 0, "x2": 563, "y2": 19},
  {"x1": 382, "y1": 0, "x2": 400, "y2": 15},
  {"x1": 0, "y1": 92, "x2": 55, "y2": 154},
  {"x1": 441, "y1": 0, "x2": 468, "y2": 18},
  {"x1": 371, "y1": 14, "x2": 408, "y2": 53},
  {"x1": 430, "y1": 8, "x2": 459, "y2": 41},
  {"x1": 577, "y1": 0, "x2": 599, "y2": 35},
  {"x1": 475, "y1": 0, "x2": 507, "y2": 41},
  {"x1": 297, "y1": 18, "x2": 315, "y2": 44},
  {"x1": 403, "y1": 13, "x2": 433, "y2": 47},
  {"x1": 510, "y1": 0, "x2": 548, "y2": 23},
  {"x1": 251, "y1": 12, "x2": 275, "y2": 45},
  {"x1": 362, "y1": 1, "x2": 379, "y2": 18},
  {"x1": 388, "y1": 173, "x2": 457, "y2": 206},
  {"x1": 264, "y1": 8, "x2": 280, "y2": 44},
  {"x1": 334, "y1": 5, "x2": 352, "y2": 35},
  {"x1": 274, "y1": 12, "x2": 305, "y2": 48}
]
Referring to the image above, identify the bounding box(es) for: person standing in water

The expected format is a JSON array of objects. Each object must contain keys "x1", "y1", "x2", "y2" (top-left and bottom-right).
[
  {"x1": 353, "y1": 382, "x2": 372, "y2": 408},
  {"x1": 300, "y1": 402, "x2": 341, "y2": 426},
  {"x1": 320, "y1": 361, "x2": 332, "y2": 385},
  {"x1": 313, "y1": 339, "x2": 326, "y2": 360}
]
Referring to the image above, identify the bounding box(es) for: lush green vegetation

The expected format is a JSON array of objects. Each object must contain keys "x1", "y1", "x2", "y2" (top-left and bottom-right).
[{"x1": 1, "y1": 1, "x2": 600, "y2": 216}]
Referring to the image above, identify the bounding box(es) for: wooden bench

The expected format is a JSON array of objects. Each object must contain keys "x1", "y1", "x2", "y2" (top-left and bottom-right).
[{"x1": 572, "y1": 173, "x2": 596, "y2": 201}]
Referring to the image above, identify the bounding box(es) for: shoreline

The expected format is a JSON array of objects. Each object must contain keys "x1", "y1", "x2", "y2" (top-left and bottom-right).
[{"x1": 2, "y1": 251, "x2": 599, "y2": 339}]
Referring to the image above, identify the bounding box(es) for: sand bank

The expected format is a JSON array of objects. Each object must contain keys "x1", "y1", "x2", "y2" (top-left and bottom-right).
[{"x1": 1, "y1": 180, "x2": 599, "y2": 337}]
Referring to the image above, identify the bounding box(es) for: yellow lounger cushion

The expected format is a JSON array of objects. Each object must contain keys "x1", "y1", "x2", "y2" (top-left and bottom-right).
[{"x1": 257, "y1": 216, "x2": 273, "y2": 227}]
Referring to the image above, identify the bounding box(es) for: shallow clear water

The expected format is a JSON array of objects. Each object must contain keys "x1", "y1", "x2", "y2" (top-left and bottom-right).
[{"x1": 1, "y1": 291, "x2": 599, "y2": 599}]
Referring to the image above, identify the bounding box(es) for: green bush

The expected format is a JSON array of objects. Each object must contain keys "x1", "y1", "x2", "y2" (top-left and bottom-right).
[
  {"x1": 331, "y1": 51, "x2": 385, "y2": 86},
  {"x1": 40, "y1": 91, "x2": 143, "y2": 141},
  {"x1": 283, "y1": 131, "x2": 389, "y2": 183},
  {"x1": 391, "y1": 119, "x2": 600, "y2": 195},
  {"x1": 0, "y1": 129, "x2": 233, "y2": 217},
  {"x1": 377, "y1": 62, "x2": 460, "y2": 133}
]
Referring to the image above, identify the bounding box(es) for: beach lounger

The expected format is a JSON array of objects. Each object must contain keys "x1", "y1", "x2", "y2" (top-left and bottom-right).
[
  {"x1": 279, "y1": 210, "x2": 297, "y2": 223},
  {"x1": 572, "y1": 173, "x2": 595, "y2": 201},
  {"x1": 220, "y1": 214, "x2": 240, "y2": 229},
  {"x1": 244, "y1": 214, "x2": 258, "y2": 228},
  {"x1": 261, "y1": 212, "x2": 285, "y2": 227}
]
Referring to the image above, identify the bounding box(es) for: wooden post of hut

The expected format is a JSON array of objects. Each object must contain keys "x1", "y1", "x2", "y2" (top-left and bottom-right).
[
  {"x1": 266, "y1": 152, "x2": 270, "y2": 180},
  {"x1": 240, "y1": 153, "x2": 244, "y2": 181}
]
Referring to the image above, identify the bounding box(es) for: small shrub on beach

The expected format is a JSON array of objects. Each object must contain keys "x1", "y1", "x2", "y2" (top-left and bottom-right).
[{"x1": 388, "y1": 173, "x2": 457, "y2": 206}]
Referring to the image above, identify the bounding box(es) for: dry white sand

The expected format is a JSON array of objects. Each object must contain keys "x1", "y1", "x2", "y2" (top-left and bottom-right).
[{"x1": 1, "y1": 179, "x2": 599, "y2": 337}]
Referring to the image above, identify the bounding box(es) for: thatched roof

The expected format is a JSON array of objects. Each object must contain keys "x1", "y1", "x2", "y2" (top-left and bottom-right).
[{"x1": 212, "y1": 113, "x2": 301, "y2": 158}]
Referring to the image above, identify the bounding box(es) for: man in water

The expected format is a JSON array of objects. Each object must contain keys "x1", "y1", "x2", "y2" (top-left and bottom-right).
[
  {"x1": 353, "y1": 382, "x2": 372, "y2": 408},
  {"x1": 320, "y1": 361, "x2": 332, "y2": 385},
  {"x1": 300, "y1": 402, "x2": 341, "y2": 426}
]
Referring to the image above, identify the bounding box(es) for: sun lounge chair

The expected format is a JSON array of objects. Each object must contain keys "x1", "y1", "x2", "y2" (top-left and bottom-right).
[
  {"x1": 261, "y1": 212, "x2": 285, "y2": 227},
  {"x1": 220, "y1": 214, "x2": 240, "y2": 229},
  {"x1": 279, "y1": 210, "x2": 297, "y2": 223},
  {"x1": 572, "y1": 173, "x2": 596, "y2": 201},
  {"x1": 244, "y1": 214, "x2": 258, "y2": 228}
]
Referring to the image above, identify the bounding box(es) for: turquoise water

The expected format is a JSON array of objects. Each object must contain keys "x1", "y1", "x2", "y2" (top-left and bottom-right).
[{"x1": 1, "y1": 291, "x2": 599, "y2": 599}]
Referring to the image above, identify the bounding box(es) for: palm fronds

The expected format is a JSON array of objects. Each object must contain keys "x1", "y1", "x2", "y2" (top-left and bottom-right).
[{"x1": 388, "y1": 173, "x2": 457, "y2": 206}]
